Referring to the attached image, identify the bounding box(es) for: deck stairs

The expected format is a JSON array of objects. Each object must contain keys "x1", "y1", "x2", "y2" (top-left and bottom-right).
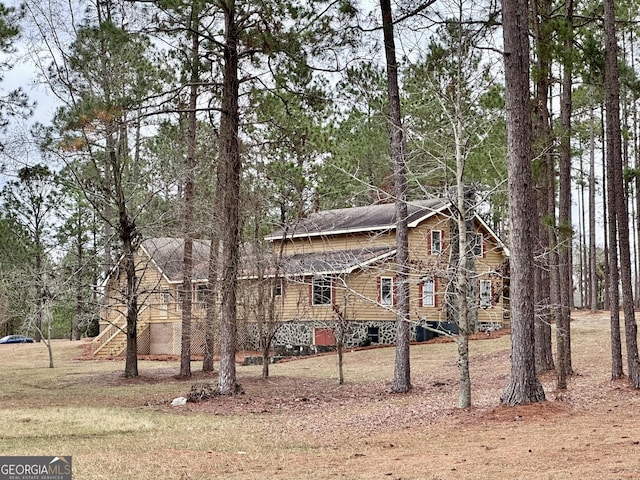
[{"x1": 92, "y1": 306, "x2": 150, "y2": 357}]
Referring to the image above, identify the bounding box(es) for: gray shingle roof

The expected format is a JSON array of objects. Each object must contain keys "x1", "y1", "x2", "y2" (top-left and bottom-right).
[
  {"x1": 135, "y1": 199, "x2": 507, "y2": 284},
  {"x1": 264, "y1": 198, "x2": 447, "y2": 240},
  {"x1": 279, "y1": 246, "x2": 396, "y2": 276},
  {"x1": 140, "y1": 237, "x2": 395, "y2": 282},
  {"x1": 141, "y1": 237, "x2": 212, "y2": 283}
]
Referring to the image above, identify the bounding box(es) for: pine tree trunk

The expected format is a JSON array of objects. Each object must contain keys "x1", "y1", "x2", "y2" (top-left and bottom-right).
[
  {"x1": 179, "y1": 6, "x2": 201, "y2": 378},
  {"x1": 456, "y1": 201, "x2": 471, "y2": 407},
  {"x1": 556, "y1": 0, "x2": 574, "y2": 387},
  {"x1": 588, "y1": 94, "x2": 598, "y2": 312},
  {"x1": 122, "y1": 227, "x2": 138, "y2": 379},
  {"x1": 73, "y1": 218, "x2": 83, "y2": 341},
  {"x1": 500, "y1": 0, "x2": 545, "y2": 406},
  {"x1": 603, "y1": 0, "x2": 624, "y2": 380},
  {"x1": 262, "y1": 334, "x2": 270, "y2": 379},
  {"x1": 179, "y1": 192, "x2": 194, "y2": 379},
  {"x1": 203, "y1": 232, "x2": 219, "y2": 372},
  {"x1": 380, "y1": 0, "x2": 411, "y2": 394},
  {"x1": 35, "y1": 248, "x2": 43, "y2": 343},
  {"x1": 105, "y1": 131, "x2": 139, "y2": 378},
  {"x1": 179, "y1": 168, "x2": 195, "y2": 376},
  {"x1": 578, "y1": 170, "x2": 587, "y2": 309},
  {"x1": 604, "y1": 0, "x2": 640, "y2": 387},
  {"x1": 601, "y1": 107, "x2": 611, "y2": 313},
  {"x1": 635, "y1": 46, "x2": 640, "y2": 310},
  {"x1": 216, "y1": 0, "x2": 242, "y2": 395},
  {"x1": 531, "y1": 0, "x2": 554, "y2": 373}
]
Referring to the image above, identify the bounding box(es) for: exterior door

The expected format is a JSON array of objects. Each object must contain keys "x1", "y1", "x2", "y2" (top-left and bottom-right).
[{"x1": 314, "y1": 328, "x2": 336, "y2": 346}]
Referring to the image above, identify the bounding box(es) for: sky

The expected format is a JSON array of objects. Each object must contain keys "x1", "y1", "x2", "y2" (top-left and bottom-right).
[
  {"x1": 0, "y1": 0, "x2": 607, "y2": 259},
  {"x1": 0, "y1": 39, "x2": 59, "y2": 183}
]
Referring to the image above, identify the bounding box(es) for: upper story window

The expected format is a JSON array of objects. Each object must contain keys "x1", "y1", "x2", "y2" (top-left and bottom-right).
[
  {"x1": 480, "y1": 279, "x2": 492, "y2": 308},
  {"x1": 160, "y1": 289, "x2": 170, "y2": 305},
  {"x1": 379, "y1": 277, "x2": 394, "y2": 306},
  {"x1": 176, "y1": 287, "x2": 186, "y2": 311},
  {"x1": 312, "y1": 276, "x2": 333, "y2": 306},
  {"x1": 431, "y1": 230, "x2": 443, "y2": 255},
  {"x1": 195, "y1": 284, "x2": 208, "y2": 309},
  {"x1": 473, "y1": 233, "x2": 484, "y2": 257},
  {"x1": 195, "y1": 284, "x2": 208, "y2": 303}
]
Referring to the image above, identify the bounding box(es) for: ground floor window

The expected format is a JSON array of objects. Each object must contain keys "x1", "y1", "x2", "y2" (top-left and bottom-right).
[
  {"x1": 312, "y1": 276, "x2": 333, "y2": 305},
  {"x1": 422, "y1": 279, "x2": 435, "y2": 307}
]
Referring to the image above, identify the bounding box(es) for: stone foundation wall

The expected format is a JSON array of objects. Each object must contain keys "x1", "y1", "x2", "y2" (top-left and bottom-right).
[
  {"x1": 243, "y1": 319, "x2": 501, "y2": 355},
  {"x1": 245, "y1": 320, "x2": 419, "y2": 350}
]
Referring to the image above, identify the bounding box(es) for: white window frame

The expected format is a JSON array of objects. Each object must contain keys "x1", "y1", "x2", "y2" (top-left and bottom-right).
[
  {"x1": 312, "y1": 276, "x2": 333, "y2": 306},
  {"x1": 379, "y1": 277, "x2": 394, "y2": 306},
  {"x1": 195, "y1": 284, "x2": 206, "y2": 302},
  {"x1": 480, "y1": 279, "x2": 492, "y2": 308},
  {"x1": 431, "y1": 230, "x2": 442, "y2": 255},
  {"x1": 176, "y1": 287, "x2": 185, "y2": 311},
  {"x1": 422, "y1": 279, "x2": 435, "y2": 307}
]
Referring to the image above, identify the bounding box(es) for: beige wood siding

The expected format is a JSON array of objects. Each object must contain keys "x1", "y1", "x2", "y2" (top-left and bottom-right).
[
  {"x1": 274, "y1": 230, "x2": 396, "y2": 254},
  {"x1": 270, "y1": 213, "x2": 508, "y2": 328}
]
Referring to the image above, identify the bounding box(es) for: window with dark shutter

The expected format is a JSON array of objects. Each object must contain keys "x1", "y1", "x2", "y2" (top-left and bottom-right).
[
  {"x1": 431, "y1": 230, "x2": 442, "y2": 255},
  {"x1": 379, "y1": 277, "x2": 393, "y2": 306}
]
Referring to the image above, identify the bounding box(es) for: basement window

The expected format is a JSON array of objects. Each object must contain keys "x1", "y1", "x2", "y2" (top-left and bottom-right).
[{"x1": 367, "y1": 326, "x2": 380, "y2": 344}]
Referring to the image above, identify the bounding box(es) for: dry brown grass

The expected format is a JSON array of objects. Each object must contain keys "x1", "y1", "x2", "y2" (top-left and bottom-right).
[{"x1": 1, "y1": 311, "x2": 639, "y2": 479}]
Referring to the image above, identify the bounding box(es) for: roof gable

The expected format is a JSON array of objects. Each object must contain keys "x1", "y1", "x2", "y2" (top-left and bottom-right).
[{"x1": 141, "y1": 237, "x2": 212, "y2": 283}]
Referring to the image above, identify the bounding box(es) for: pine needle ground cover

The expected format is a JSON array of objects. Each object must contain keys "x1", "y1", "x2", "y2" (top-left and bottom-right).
[{"x1": 0, "y1": 311, "x2": 638, "y2": 479}]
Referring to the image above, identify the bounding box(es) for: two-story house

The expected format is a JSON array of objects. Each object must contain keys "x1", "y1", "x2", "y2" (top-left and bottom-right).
[
  {"x1": 261, "y1": 198, "x2": 509, "y2": 349},
  {"x1": 91, "y1": 198, "x2": 509, "y2": 357}
]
